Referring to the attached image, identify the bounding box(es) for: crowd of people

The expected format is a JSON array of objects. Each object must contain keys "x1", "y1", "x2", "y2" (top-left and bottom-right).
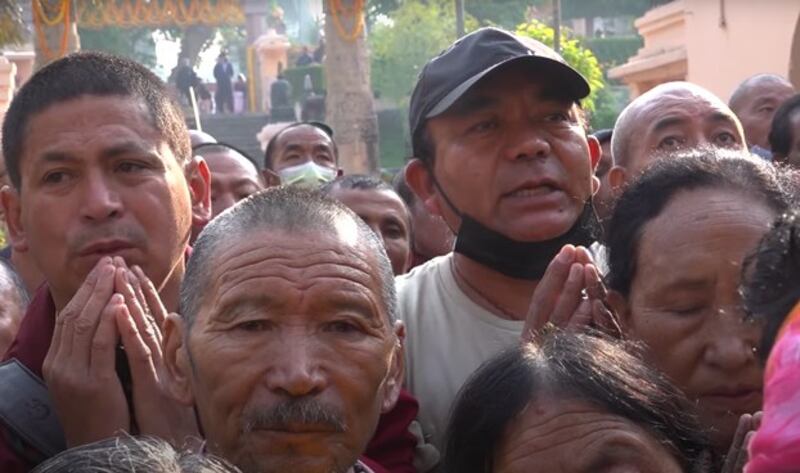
[{"x1": 0, "y1": 24, "x2": 799, "y2": 473}]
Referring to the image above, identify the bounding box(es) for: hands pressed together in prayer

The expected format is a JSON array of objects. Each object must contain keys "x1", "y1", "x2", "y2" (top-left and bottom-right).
[
  {"x1": 41, "y1": 256, "x2": 198, "y2": 448},
  {"x1": 522, "y1": 244, "x2": 618, "y2": 342}
]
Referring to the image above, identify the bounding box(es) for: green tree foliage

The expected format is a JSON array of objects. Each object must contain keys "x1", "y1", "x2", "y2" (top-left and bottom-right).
[
  {"x1": 515, "y1": 19, "x2": 604, "y2": 113},
  {"x1": 560, "y1": 0, "x2": 654, "y2": 20},
  {"x1": 79, "y1": 27, "x2": 157, "y2": 68},
  {"x1": 0, "y1": 0, "x2": 25, "y2": 47},
  {"x1": 369, "y1": 0, "x2": 478, "y2": 105}
]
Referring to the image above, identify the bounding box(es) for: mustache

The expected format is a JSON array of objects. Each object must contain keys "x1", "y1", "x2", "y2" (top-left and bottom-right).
[
  {"x1": 241, "y1": 399, "x2": 347, "y2": 434},
  {"x1": 69, "y1": 225, "x2": 148, "y2": 253}
]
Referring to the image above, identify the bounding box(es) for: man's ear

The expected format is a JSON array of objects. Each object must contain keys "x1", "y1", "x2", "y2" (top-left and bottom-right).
[
  {"x1": 381, "y1": 321, "x2": 406, "y2": 414},
  {"x1": 587, "y1": 135, "x2": 601, "y2": 170},
  {"x1": 2, "y1": 185, "x2": 28, "y2": 253},
  {"x1": 606, "y1": 290, "x2": 631, "y2": 334},
  {"x1": 186, "y1": 157, "x2": 212, "y2": 228},
  {"x1": 608, "y1": 165, "x2": 629, "y2": 196},
  {"x1": 163, "y1": 313, "x2": 195, "y2": 406},
  {"x1": 405, "y1": 159, "x2": 442, "y2": 218},
  {"x1": 261, "y1": 169, "x2": 281, "y2": 188}
]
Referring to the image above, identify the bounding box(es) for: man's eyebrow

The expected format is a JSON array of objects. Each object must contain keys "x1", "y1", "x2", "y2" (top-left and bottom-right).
[
  {"x1": 38, "y1": 150, "x2": 78, "y2": 164},
  {"x1": 445, "y1": 94, "x2": 500, "y2": 116},
  {"x1": 706, "y1": 111, "x2": 738, "y2": 125},
  {"x1": 651, "y1": 116, "x2": 686, "y2": 133},
  {"x1": 752, "y1": 97, "x2": 778, "y2": 108},
  {"x1": 100, "y1": 142, "x2": 156, "y2": 160},
  {"x1": 282, "y1": 144, "x2": 305, "y2": 153}
]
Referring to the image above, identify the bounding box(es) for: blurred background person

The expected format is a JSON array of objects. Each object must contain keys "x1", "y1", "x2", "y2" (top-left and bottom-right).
[
  {"x1": 324, "y1": 174, "x2": 412, "y2": 275},
  {"x1": 768, "y1": 94, "x2": 800, "y2": 168},
  {"x1": 729, "y1": 74, "x2": 796, "y2": 158},
  {"x1": 392, "y1": 169, "x2": 454, "y2": 269}
]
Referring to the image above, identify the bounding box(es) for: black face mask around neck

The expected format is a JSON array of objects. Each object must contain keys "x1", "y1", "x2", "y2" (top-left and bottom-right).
[{"x1": 431, "y1": 176, "x2": 599, "y2": 280}]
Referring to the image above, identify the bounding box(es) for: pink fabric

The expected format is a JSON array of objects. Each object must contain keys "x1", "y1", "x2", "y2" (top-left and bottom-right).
[{"x1": 746, "y1": 301, "x2": 800, "y2": 472}]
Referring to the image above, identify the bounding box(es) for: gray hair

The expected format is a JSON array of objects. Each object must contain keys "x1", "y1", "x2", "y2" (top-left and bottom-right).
[
  {"x1": 31, "y1": 435, "x2": 240, "y2": 473},
  {"x1": 180, "y1": 186, "x2": 397, "y2": 330}
]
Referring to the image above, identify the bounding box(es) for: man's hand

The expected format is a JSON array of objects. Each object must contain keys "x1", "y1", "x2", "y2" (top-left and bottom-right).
[
  {"x1": 722, "y1": 412, "x2": 762, "y2": 473},
  {"x1": 522, "y1": 245, "x2": 613, "y2": 342},
  {"x1": 43, "y1": 257, "x2": 130, "y2": 447},
  {"x1": 113, "y1": 260, "x2": 199, "y2": 445}
]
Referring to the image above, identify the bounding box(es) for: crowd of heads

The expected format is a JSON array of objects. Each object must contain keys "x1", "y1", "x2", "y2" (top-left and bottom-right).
[{"x1": 1, "y1": 23, "x2": 800, "y2": 473}]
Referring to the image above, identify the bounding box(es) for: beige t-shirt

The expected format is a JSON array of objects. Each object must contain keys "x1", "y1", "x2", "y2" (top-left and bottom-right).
[{"x1": 396, "y1": 253, "x2": 524, "y2": 452}]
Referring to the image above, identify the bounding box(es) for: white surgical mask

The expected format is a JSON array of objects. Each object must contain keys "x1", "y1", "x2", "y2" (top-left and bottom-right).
[{"x1": 278, "y1": 161, "x2": 337, "y2": 188}]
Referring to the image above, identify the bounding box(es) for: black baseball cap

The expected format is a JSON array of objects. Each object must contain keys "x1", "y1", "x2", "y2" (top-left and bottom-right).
[{"x1": 409, "y1": 27, "x2": 590, "y2": 156}]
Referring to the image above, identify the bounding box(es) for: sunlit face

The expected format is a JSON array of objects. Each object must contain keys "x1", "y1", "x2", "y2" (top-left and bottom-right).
[
  {"x1": 734, "y1": 80, "x2": 795, "y2": 150},
  {"x1": 327, "y1": 187, "x2": 411, "y2": 275},
  {"x1": 623, "y1": 187, "x2": 770, "y2": 451},
  {"x1": 5, "y1": 95, "x2": 203, "y2": 309},
  {"x1": 169, "y1": 227, "x2": 404, "y2": 473},
  {"x1": 425, "y1": 62, "x2": 598, "y2": 242},
  {"x1": 269, "y1": 126, "x2": 337, "y2": 174},
  {"x1": 624, "y1": 90, "x2": 745, "y2": 178},
  {"x1": 493, "y1": 398, "x2": 684, "y2": 473},
  {"x1": 204, "y1": 149, "x2": 262, "y2": 218}
]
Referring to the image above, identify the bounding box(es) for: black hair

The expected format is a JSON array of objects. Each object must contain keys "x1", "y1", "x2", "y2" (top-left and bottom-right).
[
  {"x1": 321, "y1": 174, "x2": 393, "y2": 195},
  {"x1": 741, "y1": 210, "x2": 800, "y2": 360},
  {"x1": 606, "y1": 149, "x2": 794, "y2": 297},
  {"x1": 2, "y1": 51, "x2": 190, "y2": 189},
  {"x1": 592, "y1": 128, "x2": 613, "y2": 144},
  {"x1": 262, "y1": 121, "x2": 337, "y2": 170},
  {"x1": 442, "y1": 330, "x2": 712, "y2": 473},
  {"x1": 768, "y1": 93, "x2": 800, "y2": 160}
]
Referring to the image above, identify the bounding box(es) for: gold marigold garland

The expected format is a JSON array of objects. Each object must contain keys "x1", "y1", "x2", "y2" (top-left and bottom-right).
[
  {"x1": 330, "y1": 0, "x2": 364, "y2": 42},
  {"x1": 75, "y1": 0, "x2": 245, "y2": 29},
  {"x1": 33, "y1": 0, "x2": 72, "y2": 61}
]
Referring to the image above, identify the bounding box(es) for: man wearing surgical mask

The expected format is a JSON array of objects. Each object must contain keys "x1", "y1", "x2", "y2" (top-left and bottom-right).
[{"x1": 262, "y1": 121, "x2": 341, "y2": 187}]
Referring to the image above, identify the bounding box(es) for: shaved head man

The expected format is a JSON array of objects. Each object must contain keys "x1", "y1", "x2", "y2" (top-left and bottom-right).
[
  {"x1": 608, "y1": 82, "x2": 746, "y2": 193},
  {"x1": 729, "y1": 74, "x2": 795, "y2": 151}
]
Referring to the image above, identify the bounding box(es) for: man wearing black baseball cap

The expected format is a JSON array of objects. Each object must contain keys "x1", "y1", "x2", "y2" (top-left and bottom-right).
[{"x1": 397, "y1": 27, "x2": 607, "y2": 451}]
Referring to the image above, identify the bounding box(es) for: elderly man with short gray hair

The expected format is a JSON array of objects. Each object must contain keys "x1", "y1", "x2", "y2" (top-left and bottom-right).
[{"x1": 163, "y1": 186, "x2": 406, "y2": 473}]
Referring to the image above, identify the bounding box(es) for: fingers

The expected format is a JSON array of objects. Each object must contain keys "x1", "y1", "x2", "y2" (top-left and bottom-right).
[
  {"x1": 549, "y1": 263, "x2": 585, "y2": 327},
  {"x1": 116, "y1": 268, "x2": 163, "y2": 362},
  {"x1": 133, "y1": 265, "x2": 168, "y2": 330},
  {"x1": 722, "y1": 413, "x2": 753, "y2": 473},
  {"x1": 116, "y1": 301, "x2": 158, "y2": 383},
  {"x1": 66, "y1": 261, "x2": 117, "y2": 367},
  {"x1": 90, "y1": 293, "x2": 124, "y2": 377},
  {"x1": 523, "y1": 245, "x2": 576, "y2": 338}
]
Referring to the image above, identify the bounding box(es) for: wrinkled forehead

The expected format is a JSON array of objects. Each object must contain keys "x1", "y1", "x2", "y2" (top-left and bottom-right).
[
  {"x1": 276, "y1": 126, "x2": 334, "y2": 151},
  {"x1": 639, "y1": 87, "x2": 732, "y2": 118}
]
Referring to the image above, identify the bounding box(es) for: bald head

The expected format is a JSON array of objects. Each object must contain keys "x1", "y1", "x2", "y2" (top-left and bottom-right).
[
  {"x1": 189, "y1": 129, "x2": 218, "y2": 148},
  {"x1": 611, "y1": 82, "x2": 745, "y2": 179},
  {"x1": 729, "y1": 74, "x2": 795, "y2": 150}
]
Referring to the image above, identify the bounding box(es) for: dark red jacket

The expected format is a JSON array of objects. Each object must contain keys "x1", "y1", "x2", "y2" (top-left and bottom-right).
[{"x1": 0, "y1": 286, "x2": 418, "y2": 473}]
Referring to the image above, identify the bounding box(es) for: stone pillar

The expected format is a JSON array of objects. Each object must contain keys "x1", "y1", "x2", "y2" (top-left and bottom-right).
[
  {"x1": 242, "y1": 0, "x2": 271, "y2": 112},
  {"x1": 254, "y1": 30, "x2": 291, "y2": 114},
  {"x1": 0, "y1": 57, "x2": 18, "y2": 128}
]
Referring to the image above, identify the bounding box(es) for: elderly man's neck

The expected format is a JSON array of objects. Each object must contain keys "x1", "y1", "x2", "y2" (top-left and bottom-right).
[{"x1": 452, "y1": 253, "x2": 537, "y2": 320}]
